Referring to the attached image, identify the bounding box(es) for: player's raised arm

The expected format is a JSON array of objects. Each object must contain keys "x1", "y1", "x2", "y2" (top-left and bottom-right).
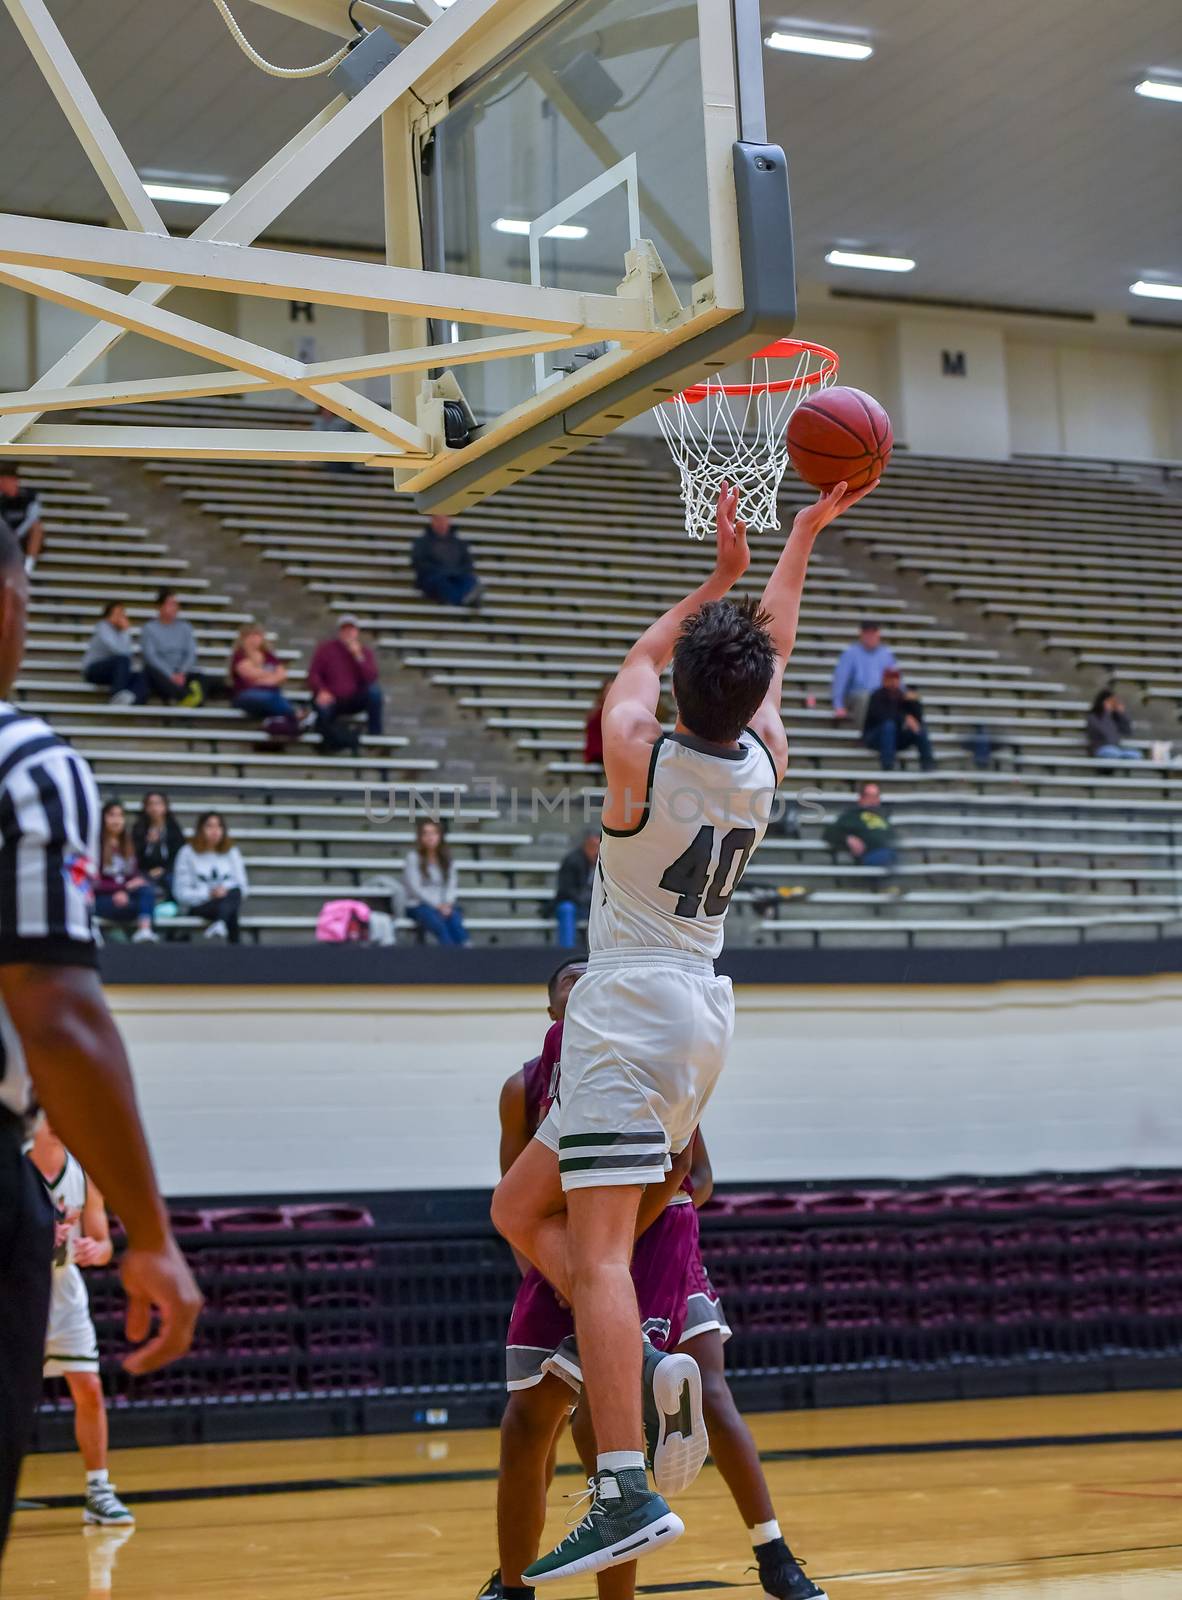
[
  {"x1": 600, "y1": 483, "x2": 750, "y2": 828},
  {"x1": 748, "y1": 479, "x2": 877, "y2": 777}
]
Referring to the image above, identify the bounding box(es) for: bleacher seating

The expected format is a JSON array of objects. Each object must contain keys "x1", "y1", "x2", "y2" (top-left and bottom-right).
[
  {"x1": 839, "y1": 455, "x2": 1182, "y2": 714},
  {"x1": 35, "y1": 1171, "x2": 1182, "y2": 1440},
  {"x1": 33, "y1": 398, "x2": 1182, "y2": 945}
]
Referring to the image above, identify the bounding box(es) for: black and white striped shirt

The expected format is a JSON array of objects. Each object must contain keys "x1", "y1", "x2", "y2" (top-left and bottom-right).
[{"x1": 0, "y1": 704, "x2": 99, "y2": 1118}]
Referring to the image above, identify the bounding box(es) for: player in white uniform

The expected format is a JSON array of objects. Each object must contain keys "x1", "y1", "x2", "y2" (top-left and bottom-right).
[
  {"x1": 28, "y1": 1119, "x2": 133, "y2": 1526},
  {"x1": 493, "y1": 479, "x2": 874, "y2": 1585}
]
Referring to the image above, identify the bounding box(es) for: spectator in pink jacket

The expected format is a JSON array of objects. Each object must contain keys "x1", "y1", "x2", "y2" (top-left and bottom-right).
[{"x1": 307, "y1": 615, "x2": 383, "y2": 748}]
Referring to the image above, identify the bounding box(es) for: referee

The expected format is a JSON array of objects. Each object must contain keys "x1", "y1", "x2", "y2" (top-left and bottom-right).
[{"x1": 0, "y1": 527, "x2": 201, "y2": 1560}]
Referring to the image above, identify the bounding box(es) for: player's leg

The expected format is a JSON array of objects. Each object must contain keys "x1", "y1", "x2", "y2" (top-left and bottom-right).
[
  {"x1": 61, "y1": 1369, "x2": 133, "y2": 1526},
  {"x1": 570, "y1": 1403, "x2": 638, "y2": 1600},
  {"x1": 683, "y1": 1332, "x2": 823, "y2": 1600},
  {"x1": 66, "y1": 1371, "x2": 108, "y2": 1473},
  {"x1": 687, "y1": 1332, "x2": 773, "y2": 1522},
  {"x1": 525, "y1": 1183, "x2": 684, "y2": 1585},
  {"x1": 491, "y1": 1139, "x2": 572, "y2": 1302},
  {"x1": 496, "y1": 1377, "x2": 573, "y2": 1596},
  {"x1": 568, "y1": 1182, "x2": 644, "y2": 1455}
]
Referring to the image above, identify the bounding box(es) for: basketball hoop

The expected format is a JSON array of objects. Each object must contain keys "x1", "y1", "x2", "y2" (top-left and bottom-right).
[{"x1": 656, "y1": 338, "x2": 839, "y2": 539}]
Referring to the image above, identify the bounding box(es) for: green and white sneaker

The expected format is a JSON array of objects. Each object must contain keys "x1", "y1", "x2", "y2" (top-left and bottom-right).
[
  {"x1": 642, "y1": 1342, "x2": 708, "y2": 1496},
  {"x1": 83, "y1": 1481, "x2": 134, "y2": 1526},
  {"x1": 524, "y1": 1468, "x2": 683, "y2": 1584}
]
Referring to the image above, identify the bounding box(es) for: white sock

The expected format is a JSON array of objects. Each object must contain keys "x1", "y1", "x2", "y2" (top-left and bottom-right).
[
  {"x1": 597, "y1": 1450, "x2": 645, "y2": 1475},
  {"x1": 87, "y1": 1468, "x2": 109, "y2": 1488},
  {"x1": 24, "y1": 555, "x2": 35, "y2": 575},
  {"x1": 751, "y1": 1519, "x2": 782, "y2": 1546}
]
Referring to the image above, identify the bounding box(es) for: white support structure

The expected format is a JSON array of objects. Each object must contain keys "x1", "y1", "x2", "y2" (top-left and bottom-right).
[
  {"x1": 0, "y1": 332, "x2": 587, "y2": 415},
  {"x1": 3, "y1": 0, "x2": 166, "y2": 236},
  {"x1": 0, "y1": 263, "x2": 430, "y2": 454},
  {"x1": 0, "y1": 0, "x2": 738, "y2": 475},
  {"x1": 0, "y1": 426, "x2": 419, "y2": 465},
  {"x1": 0, "y1": 216, "x2": 650, "y2": 340}
]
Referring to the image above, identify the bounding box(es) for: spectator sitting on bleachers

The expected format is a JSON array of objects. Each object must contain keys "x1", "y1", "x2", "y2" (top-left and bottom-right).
[
  {"x1": 831, "y1": 619, "x2": 897, "y2": 727},
  {"x1": 0, "y1": 464, "x2": 44, "y2": 574},
  {"x1": 411, "y1": 514, "x2": 482, "y2": 609},
  {"x1": 308, "y1": 615, "x2": 384, "y2": 748},
  {"x1": 1087, "y1": 687, "x2": 1143, "y2": 762},
  {"x1": 173, "y1": 811, "x2": 249, "y2": 943},
  {"x1": 862, "y1": 668, "x2": 936, "y2": 771},
  {"x1": 554, "y1": 829, "x2": 599, "y2": 948},
  {"x1": 823, "y1": 781, "x2": 898, "y2": 869},
  {"x1": 229, "y1": 622, "x2": 305, "y2": 735},
  {"x1": 583, "y1": 676, "x2": 611, "y2": 771},
  {"x1": 80, "y1": 601, "x2": 146, "y2": 705},
  {"x1": 402, "y1": 817, "x2": 469, "y2": 946},
  {"x1": 141, "y1": 588, "x2": 205, "y2": 707},
  {"x1": 131, "y1": 790, "x2": 184, "y2": 904},
  {"x1": 95, "y1": 800, "x2": 157, "y2": 942}
]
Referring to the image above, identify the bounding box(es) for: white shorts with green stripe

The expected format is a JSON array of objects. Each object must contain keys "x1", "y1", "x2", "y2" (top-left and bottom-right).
[
  {"x1": 537, "y1": 948, "x2": 734, "y2": 1192},
  {"x1": 44, "y1": 1271, "x2": 100, "y2": 1376}
]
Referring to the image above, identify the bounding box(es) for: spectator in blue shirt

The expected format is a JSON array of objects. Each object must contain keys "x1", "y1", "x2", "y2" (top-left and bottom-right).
[{"x1": 831, "y1": 620, "x2": 897, "y2": 729}]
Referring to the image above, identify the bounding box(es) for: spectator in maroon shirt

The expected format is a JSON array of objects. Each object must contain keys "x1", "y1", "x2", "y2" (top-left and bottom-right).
[{"x1": 308, "y1": 615, "x2": 383, "y2": 746}]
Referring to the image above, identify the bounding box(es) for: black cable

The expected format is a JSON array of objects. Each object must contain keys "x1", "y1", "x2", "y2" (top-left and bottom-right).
[{"x1": 612, "y1": 40, "x2": 682, "y2": 114}]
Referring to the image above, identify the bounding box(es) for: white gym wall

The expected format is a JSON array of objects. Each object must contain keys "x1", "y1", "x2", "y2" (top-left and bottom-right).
[{"x1": 109, "y1": 974, "x2": 1182, "y2": 1196}]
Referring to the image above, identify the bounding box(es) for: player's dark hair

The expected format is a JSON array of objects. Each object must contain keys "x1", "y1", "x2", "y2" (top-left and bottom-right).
[
  {"x1": 671, "y1": 596, "x2": 776, "y2": 744},
  {"x1": 156, "y1": 586, "x2": 178, "y2": 606},
  {"x1": 547, "y1": 956, "x2": 586, "y2": 1004}
]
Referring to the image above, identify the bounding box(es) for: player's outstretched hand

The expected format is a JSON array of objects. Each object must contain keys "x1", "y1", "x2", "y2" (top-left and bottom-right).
[
  {"x1": 120, "y1": 1235, "x2": 204, "y2": 1374},
  {"x1": 713, "y1": 480, "x2": 750, "y2": 585},
  {"x1": 792, "y1": 478, "x2": 878, "y2": 542}
]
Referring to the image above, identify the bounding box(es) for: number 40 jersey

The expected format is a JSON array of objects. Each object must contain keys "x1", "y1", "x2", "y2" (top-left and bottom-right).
[{"x1": 592, "y1": 729, "x2": 779, "y2": 960}]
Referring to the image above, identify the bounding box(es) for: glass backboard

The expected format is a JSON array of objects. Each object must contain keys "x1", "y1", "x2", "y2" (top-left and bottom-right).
[{"x1": 408, "y1": 0, "x2": 796, "y2": 511}]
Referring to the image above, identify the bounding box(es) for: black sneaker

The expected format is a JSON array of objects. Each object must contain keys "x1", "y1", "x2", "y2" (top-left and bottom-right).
[
  {"x1": 474, "y1": 1574, "x2": 532, "y2": 1600},
  {"x1": 524, "y1": 1468, "x2": 682, "y2": 1583},
  {"x1": 641, "y1": 1341, "x2": 708, "y2": 1495},
  {"x1": 755, "y1": 1538, "x2": 827, "y2": 1600}
]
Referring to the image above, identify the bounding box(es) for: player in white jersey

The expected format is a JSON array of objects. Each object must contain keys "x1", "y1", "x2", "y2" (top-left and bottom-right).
[
  {"x1": 28, "y1": 1119, "x2": 134, "y2": 1527},
  {"x1": 493, "y1": 478, "x2": 874, "y2": 1585}
]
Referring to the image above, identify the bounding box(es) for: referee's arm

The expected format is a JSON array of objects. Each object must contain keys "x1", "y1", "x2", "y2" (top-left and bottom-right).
[{"x1": 0, "y1": 746, "x2": 202, "y2": 1373}]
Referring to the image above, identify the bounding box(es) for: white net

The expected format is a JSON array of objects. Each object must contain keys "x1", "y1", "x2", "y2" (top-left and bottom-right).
[{"x1": 655, "y1": 340, "x2": 838, "y2": 538}]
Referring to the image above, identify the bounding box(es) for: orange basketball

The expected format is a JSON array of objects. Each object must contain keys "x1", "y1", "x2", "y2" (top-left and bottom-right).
[{"x1": 786, "y1": 385, "x2": 893, "y2": 492}]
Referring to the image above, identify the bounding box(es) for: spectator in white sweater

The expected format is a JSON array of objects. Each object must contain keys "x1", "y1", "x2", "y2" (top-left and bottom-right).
[
  {"x1": 172, "y1": 811, "x2": 249, "y2": 943},
  {"x1": 402, "y1": 817, "x2": 468, "y2": 945}
]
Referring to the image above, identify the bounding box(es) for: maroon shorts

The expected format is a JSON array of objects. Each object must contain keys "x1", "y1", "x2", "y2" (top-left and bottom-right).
[
  {"x1": 679, "y1": 1249, "x2": 732, "y2": 1344},
  {"x1": 506, "y1": 1199, "x2": 699, "y2": 1392}
]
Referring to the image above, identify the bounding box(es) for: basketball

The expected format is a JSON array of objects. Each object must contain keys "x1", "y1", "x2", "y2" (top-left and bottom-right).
[{"x1": 786, "y1": 385, "x2": 894, "y2": 492}]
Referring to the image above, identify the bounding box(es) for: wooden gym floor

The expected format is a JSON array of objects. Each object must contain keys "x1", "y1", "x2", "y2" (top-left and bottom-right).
[{"x1": 6, "y1": 1390, "x2": 1181, "y2": 1598}]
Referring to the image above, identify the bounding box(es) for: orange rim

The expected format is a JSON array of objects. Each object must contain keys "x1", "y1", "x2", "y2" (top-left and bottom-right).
[{"x1": 669, "y1": 338, "x2": 839, "y2": 404}]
